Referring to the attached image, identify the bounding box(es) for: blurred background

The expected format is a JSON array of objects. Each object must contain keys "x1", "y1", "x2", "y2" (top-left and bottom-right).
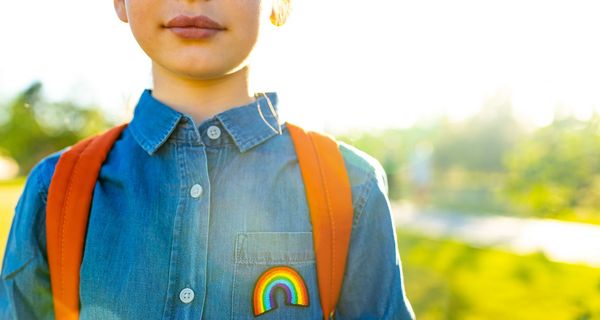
[{"x1": 2, "y1": 0, "x2": 600, "y2": 318}]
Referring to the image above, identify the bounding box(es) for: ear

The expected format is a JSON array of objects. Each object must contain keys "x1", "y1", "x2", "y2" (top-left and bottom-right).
[
  {"x1": 270, "y1": 0, "x2": 291, "y2": 27},
  {"x1": 114, "y1": 0, "x2": 128, "y2": 23}
]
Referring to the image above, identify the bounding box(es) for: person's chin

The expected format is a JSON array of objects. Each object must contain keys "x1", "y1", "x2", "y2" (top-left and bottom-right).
[{"x1": 171, "y1": 64, "x2": 236, "y2": 80}]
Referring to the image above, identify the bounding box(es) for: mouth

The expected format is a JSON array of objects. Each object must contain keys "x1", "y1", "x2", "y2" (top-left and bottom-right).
[{"x1": 164, "y1": 14, "x2": 226, "y2": 39}]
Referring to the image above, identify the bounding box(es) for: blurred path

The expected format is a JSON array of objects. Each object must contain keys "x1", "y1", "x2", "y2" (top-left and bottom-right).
[{"x1": 391, "y1": 201, "x2": 600, "y2": 268}]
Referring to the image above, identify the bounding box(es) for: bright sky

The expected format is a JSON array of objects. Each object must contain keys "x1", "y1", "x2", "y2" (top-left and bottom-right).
[{"x1": 1, "y1": 0, "x2": 600, "y2": 133}]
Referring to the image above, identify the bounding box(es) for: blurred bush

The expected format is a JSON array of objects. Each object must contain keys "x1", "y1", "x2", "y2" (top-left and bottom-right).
[
  {"x1": 505, "y1": 115, "x2": 600, "y2": 220},
  {"x1": 337, "y1": 90, "x2": 600, "y2": 224},
  {"x1": 0, "y1": 81, "x2": 115, "y2": 175}
]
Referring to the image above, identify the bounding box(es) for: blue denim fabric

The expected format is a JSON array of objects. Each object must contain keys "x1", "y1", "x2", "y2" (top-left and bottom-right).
[{"x1": 1, "y1": 89, "x2": 415, "y2": 320}]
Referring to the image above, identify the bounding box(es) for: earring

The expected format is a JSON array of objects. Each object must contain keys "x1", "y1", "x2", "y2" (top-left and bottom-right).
[
  {"x1": 270, "y1": 10, "x2": 284, "y2": 26},
  {"x1": 255, "y1": 92, "x2": 283, "y2": 135}
]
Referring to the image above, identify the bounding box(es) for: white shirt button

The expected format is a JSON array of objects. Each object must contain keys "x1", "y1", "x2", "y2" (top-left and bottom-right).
[
  {"x1": 207, "y1": 125, "x2": 221, "y2": 140},
  {"x1": 190, "y1": 184, "x2": 203, "y2": 198},
  {"x1": 179, "y1": 288, "x2": 195, "y2": 303}
]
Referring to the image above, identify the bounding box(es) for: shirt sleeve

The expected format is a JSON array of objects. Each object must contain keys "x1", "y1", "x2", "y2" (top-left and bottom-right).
[
  {"x1": 1, "y1": 158, "x2": 55, "y2": 320},
  {"x1": 335, "y1": 164, "x2": 416, "y2": 320}
]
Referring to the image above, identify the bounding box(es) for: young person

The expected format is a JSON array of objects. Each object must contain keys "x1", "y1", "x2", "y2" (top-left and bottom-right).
[{"x1": 0, "y1": 0, "x2": 415, "y2": 319}]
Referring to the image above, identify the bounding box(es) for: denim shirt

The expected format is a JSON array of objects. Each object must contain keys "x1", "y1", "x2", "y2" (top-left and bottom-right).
[{"x1": 1, "y1": 89, "x2": 415, "y2": 320}]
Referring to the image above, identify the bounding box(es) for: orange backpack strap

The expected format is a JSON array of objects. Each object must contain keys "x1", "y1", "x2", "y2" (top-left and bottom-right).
[
  {"x1": 46, "y1": 123, "x2": 128, "y2": 320},
  {"x1": 286, "y1": 121, "x2": 354, "y2": 320}
]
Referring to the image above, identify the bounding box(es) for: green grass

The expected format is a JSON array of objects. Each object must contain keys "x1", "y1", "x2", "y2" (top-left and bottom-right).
[{"x1": 397, "y1": 229, "x2": 600, "y2": 320}]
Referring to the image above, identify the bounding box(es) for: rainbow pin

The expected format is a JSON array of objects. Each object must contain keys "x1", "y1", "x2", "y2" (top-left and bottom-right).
[{"x1": 252, "y1": 266, "x2": 310, "y2": 316}]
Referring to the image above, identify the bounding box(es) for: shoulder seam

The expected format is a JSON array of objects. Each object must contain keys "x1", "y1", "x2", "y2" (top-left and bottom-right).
[
  {"x1": 35, "y1": 158, "x2": 52, "y2": 206},
  {"x1": 351, "y1": 170, "x2": 377, "y2": 229}
]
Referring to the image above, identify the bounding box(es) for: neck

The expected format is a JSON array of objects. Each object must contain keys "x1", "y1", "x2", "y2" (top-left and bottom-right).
[{"x1": 151, "y1": 63, "x2": 256, "y2": 126}]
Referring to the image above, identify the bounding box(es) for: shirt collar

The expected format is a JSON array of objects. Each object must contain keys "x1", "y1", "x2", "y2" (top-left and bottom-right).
[{"x1": 129, "y1": 89, "x2": 284, "y2": 155}]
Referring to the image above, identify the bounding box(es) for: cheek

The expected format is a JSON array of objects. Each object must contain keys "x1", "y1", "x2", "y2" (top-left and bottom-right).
[
  {"x1": 228, "y1": 0, "x2": 263, "y2": 28},
  {"x1": 126, "y1": 1, "x2": 162, "y2": 50},
  {"x1": 227, "y1": 2, "x2": 263, "y2": 46}
]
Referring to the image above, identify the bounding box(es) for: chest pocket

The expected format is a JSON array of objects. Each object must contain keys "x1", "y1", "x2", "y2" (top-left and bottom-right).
[{"x1": 232, "y1": 232, "x2": 322, "y2": 320}]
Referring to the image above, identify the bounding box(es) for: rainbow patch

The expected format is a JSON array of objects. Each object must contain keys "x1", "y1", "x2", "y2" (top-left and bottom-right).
[{"x1": 253, "y1": 266, "x2": 310, "y2": 316}]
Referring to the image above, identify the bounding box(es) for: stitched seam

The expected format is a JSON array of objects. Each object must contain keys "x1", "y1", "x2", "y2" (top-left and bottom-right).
[
  {"x1": 308, "y1": 132, "x2": 336, "y2": 307},
  {"x1": 35, "y1": 161, "x2": 49, "y2": 205},
  {"x1": 218, "y1": 113, "x2": 276, "y2": 152},
  {"x1": 35, "y1": 163, "x2": 50, "y2": 260},
  {"x1": 231, "y1": 233, "x2": 242, "y2": 320},
  {"x1": 161, "y1": 142, "x2": 184, "y2": 319},
  {"x1": 174, "y1": 138, "x2": 235, "y2": 146},
  {"x1": 154, "y1": 116, "x2": 181, "y2": 154},
  {"x1": 236, "y1": 259, "x2": 315, "y2": 265},
  {"x1": 234, "y1": 232, "x2": 315, "y2": 264},
  {"x1": 242, "y1": 131, "x2": 273, "y2": 149},
  {"x1": 129, "y1": 121, "x2": 153, "y2": 153},
  {"x1": 130, "y1": 115, "x2": 180, "y2": 154},
  {"x1": 352, "y1": 171, "x2": 376, "y2": 229},
  {"x1": 58, "y1": 139, "x2": 92, "y2": 300},
  {"x1": 216, "y1": 115, "x2": 247, "y2": 152}
]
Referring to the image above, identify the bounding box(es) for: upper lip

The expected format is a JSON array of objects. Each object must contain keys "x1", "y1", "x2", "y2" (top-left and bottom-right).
[{"x1": 165, "y1": 14, "x2": 225, "y2": 29}]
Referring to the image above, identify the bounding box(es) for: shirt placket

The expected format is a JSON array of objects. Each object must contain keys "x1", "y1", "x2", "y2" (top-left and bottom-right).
[{"x1": 163, "y1": 117, "x2": 212, "y2": 319}]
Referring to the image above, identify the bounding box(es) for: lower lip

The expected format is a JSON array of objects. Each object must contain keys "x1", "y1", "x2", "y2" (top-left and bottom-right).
[{"x1": 167, "y1": 27, "x2": 222, "y2": 39}]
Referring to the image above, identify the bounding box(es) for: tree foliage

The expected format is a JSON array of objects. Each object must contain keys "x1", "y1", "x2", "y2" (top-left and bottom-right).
[
  {"x1": 504, "y1": 115, "x2": 600, "y2": 216},
  {"x1": 0, "y1": 81, "x2": 114, "y2": 175}
]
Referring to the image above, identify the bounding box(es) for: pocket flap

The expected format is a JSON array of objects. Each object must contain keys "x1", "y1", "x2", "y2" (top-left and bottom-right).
[{"x1": 235, "y1": 232, "x2": 315, "y2": 264}]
